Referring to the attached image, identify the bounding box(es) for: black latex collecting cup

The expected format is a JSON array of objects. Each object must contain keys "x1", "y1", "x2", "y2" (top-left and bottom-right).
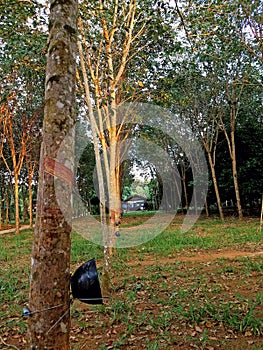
[{"x1": 71, "y1": 258, "x2": 103, "y2": 304}]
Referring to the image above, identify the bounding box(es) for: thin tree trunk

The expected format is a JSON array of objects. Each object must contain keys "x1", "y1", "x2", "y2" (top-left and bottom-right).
[
  {"x1": 5, "y1": 192, "x2": 9, "y2": 224},
  {"x1": 207, "y1": 152, "x2": 224, "y2": 220},
  {"x1": 182, "y1": 174, "x2": 188, "y2": 210},
  {"x1": 1, "y1": 197, "x2": 4, "y2": 225},
  {"x1": 108, "y1": 128, "x2": 118, "y2": 250},
  {"x1": 14, "y1": 173, "x2": 20, "y2": 234},
  {"x1": 193, "y1": 188, "x2": 198, "y2": 214},
  {"x1": 220, "y1": 84, "x2": 243, "y2": 220},
  {"x1": 231, "y1": 127, "x2": 243, "y2": 219},
  {"x1": 22, "y1": 189, "x2": 28, "y2": 223},
  {"x1": 27, "y1": 161, "x2": 36, "y2": 228},
  {"x1": 173, "y1": 173, "x2": 181, "y2": 211},
  {"x1": 28, "y1": 175, "x2": 33, "y2": 228},
  {"x1": 77, "y1": 39, "x2": 110, "y2": 295},
  {"x1": 204, "y1": 197, "x2": 209, "y2": 217},
  {"x1": 28, "y1": 0, "x2": 77, "y2": 348},
  {"x1": 77, "y1": 2, "x2": 143, "y2": 294}
]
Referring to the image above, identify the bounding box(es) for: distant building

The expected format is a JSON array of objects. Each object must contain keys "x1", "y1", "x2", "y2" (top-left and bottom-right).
[{"x1": 122, "y1": 195, "x2": 147, "y2": 212}]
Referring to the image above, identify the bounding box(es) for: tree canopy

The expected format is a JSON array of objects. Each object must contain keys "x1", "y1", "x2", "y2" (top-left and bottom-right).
[{"x1": 0, "y1": 0, "x2": 262, "y2": 229}]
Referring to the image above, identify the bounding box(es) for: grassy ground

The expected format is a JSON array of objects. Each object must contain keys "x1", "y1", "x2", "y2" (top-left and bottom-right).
[{"x1": 0, "y1": 214, "x2": 262, "y2": 349}]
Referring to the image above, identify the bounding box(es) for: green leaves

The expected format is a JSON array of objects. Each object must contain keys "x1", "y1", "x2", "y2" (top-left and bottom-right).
[{"x1": 0, "y1": 0, "x2": 47, "y2": 74}]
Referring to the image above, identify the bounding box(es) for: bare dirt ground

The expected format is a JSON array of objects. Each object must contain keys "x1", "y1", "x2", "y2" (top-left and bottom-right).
[
  {"x1": 129, "y1": 249, "x2": 263, "y2": 265},
  {"x1": 69, "y1": 248, "x2": 263, "y2": 350}
]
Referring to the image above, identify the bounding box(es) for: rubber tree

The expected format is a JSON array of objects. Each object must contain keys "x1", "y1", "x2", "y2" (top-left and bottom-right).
[
  {"x1": 0, "y1": 0, "x2": 46, "y2": 233},
  {"x1": 180, "y1": 66, "x2": 225, "y2": 220},
  {"x1": 77, "y1": 0, "x2": 144, "y2": 293},
  {"x1": 0, "y1": 91, "x2": 30, "y2": 233},
  {"x1": 175, "y1": 0, "x2": 256, "y2": 219},
  {"x1": 28, "y1": 0, "x2": 78, "y2": 348},
  {"x1": 77, "y1": 0, "x2": 177, "y2": 294}
]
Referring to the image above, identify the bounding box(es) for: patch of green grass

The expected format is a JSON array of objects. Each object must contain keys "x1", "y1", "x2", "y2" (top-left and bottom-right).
[
  {"x1": 174, "y1": 293, "x2": 263, "y2": 336},
  {"x1": 70, "y1": 231, "x2": 103, "y2": 264},
  {"x1": 0, "y1": 231, "x2": 32, "y2": 336},
  {"x1": 130, "y1": 217, "x2": 262, "y2": 257},
  {"x1": 123, "y1": 210, "x2": 156, "y2": 218},
  {"x1": 138, "y1": 229, "x2": 210, "y2": 256},
  {"x1": 252, "y1": 342, "x2": 263, "y2": 350},
  {"x1": 239, "y1": 257, "x2": 263, "y2": 274},
  {"x1": 146, "y1": 339, "x2": 159, "y2": 350},
  {"x1": 0, "y1": 230, "x2": 33, "y2": 261}
]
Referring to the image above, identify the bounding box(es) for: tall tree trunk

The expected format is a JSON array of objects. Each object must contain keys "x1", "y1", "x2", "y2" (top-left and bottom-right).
[
  {"x1": 14, "y1": 173, "x2": 20, "y2": 234},
  {"x1": 77, "y1": 1, "x2": 140, "y2": 294},
  {"x1": 0, "y1": 189, "x2": 4, "y2": 227},
  {"x1": 173, "y1": 172, "x2": 181, "y2": 211},
  {"x1": 207, "y1": 152, "x2": 224, "y2": 220},
  {"x1": 182, "y1": 173, "x2": 188, "y2": 210},
  {"x1": 5, "y1": 192, "x2": 9, "y2": 224},
  {"x1": 28, "y1": 0, "x2": 78, "y2": 349},
  {"x1": 231, "y1": 127, "x2": 243, "y2": 219},
  {"x1": 220, "y1": 84, "x2": 243, "y2": 220},
  {"x1": 103, "y1": 132, "x2": 119, "y2": 295},
  {"x1": 22, "y1": 189, "x2": 28, "y2": 223},
  {"x1": 220, "y1": 101, "x2": 243, "y2": 220},
  {"x1": 77, "y1": 40, "x2": 109, "y2": 294},
  {"x1": 27, "y1": 161, "x2": 36, "y2": 228},
  {"x1": 204, "y1": 198, "x2": 209, "y2": 217},
  {"x1": 28, "y1": 175, "x2": 33, "y2": 228}
]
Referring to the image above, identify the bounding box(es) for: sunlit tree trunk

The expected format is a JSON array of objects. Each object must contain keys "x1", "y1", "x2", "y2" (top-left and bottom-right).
[
  {"x1": 1, "y1": 112, "x2": 25, "y2": 233},
  {"x1": 77, "y1": 1, "x2": 142, "y2": 294},
  {"x1": 0, "y1": 97, "x2": 34, "y2": 233},
  {"x1": 28, "y1": 0, "x2": 78, "y2": 348},
  {"x1": 14, "y1": 173, "x2": 20, "y2": 232}
]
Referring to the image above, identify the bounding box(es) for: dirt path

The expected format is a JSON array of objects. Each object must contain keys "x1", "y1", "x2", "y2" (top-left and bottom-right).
[
  {"x1": 128, "y1": 249, "x2": 263, "y2": 266},
  {"x1": 0, "y1": 225, "x2": 33, "y2": 235}
]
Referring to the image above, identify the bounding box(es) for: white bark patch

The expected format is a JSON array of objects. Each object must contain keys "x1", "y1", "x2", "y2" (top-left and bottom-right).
[
  {"x1": 68, "y1": 65, "x2": 74, "y2": 74},
  {"x1": 60, "y1": 322, "x2": 67, "y2": 333},
  {"x1": 46, "y1": 82, "x2": 51, "y2": 91},
  {"x1": 55, "y1": 56, "x2": 61, "y2": 65},
  {"x1": 56, "y1": 101, "x2": 64, "y2": 109}
]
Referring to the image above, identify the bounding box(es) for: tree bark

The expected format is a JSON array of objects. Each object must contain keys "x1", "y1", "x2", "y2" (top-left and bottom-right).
[
  {"x1": 26, "y1": 155, "x2": 37, "y2": 228},
  {"x1": 5, "y1": 192, "x2": 9, "y2": 224},
  {"x1": 77, "y1": 1, "x2": 141, "y2": 294},
  {"x1": 220, "y1": 100, "x2": 243, "y2": 220},
  {"x1": 28, "y1": 170, "x2": 34, "y2": 228},
  {"x1": 14, "y1": 173, "x2": 20, "y2": 233},
  {"x1": 230, "y1": 123, "x2": 243, "y2": 219},
  {"x1": 22, "y1": 187, "x2": 28, "y2": 223},
  {"x1": 207, "y1": 151, "x2": 224, "y2": 220},
  {"x1": 28, "y1": 0, "x2": 78, "y2": 349},
  {"x1": 180, "y1": 162, "x2": 189, "y2": 210}
]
